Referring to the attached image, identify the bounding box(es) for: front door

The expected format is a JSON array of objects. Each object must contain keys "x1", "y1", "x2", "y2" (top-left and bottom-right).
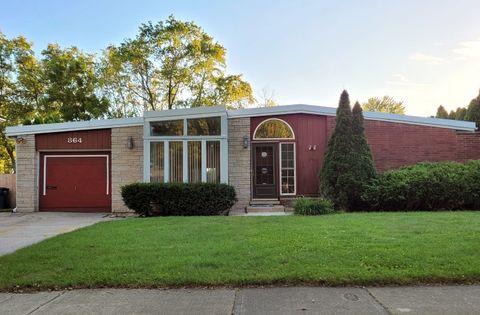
[{"x1": 252, "y1": 143, "x2": 278, "y2": 199}]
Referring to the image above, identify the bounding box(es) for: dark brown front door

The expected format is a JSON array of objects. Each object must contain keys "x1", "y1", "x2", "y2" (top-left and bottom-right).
[{"x1": 252, "y1": 143, "x2": 278, "y2": 199}]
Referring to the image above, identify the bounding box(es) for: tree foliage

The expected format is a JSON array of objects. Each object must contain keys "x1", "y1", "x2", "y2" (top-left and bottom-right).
[
  {"x1": 98, "y1": 16, "x2": 254, "y2": 112},
  {"x1": 435, "y1": 105, "x2": 449, "y2": 119},
  {"x1": 319, "y1": 90, "x2": 355, "y2": 210},
  {"x1": 0, "y1": 16, "x2": 255, "y2": 173},
  {"x1": 362, "y1": 96, "x2": 405, "y2": 114},
  {"x1": 466, "y1": 89, "x2": 480, "y2": 127},
  {"x1": 350, "y1": 102, "x2": 377, "y2": 209},
  {"x1": 320, "y1": 92, "x2": 377, "y2": 211}
]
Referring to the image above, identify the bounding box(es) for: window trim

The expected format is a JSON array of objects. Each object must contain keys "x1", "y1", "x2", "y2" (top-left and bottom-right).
[
  {"x1": 143, "y1": 112, "x2": 228, "y2": 184},
  {"x1": 253, "y1": 118, "x2": 295, "y2": 140},
  {"x1": 279, "y1": 142, "x2": 296, "y2": 196}
]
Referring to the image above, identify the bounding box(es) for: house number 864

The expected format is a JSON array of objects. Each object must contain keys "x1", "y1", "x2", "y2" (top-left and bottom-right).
[{"x1": 67, "y1": 137, "x2": 82, "y2": 144}]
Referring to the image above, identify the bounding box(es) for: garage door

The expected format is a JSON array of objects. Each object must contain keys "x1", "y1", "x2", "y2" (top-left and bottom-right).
[{"x1": 39, "y1": 154, "x2": 111, "y2": 212}]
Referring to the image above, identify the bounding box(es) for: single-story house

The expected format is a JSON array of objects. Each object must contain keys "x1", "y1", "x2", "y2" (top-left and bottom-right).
[{"x1": 6, "y1": 105, "x2": 480, "y2": 214}]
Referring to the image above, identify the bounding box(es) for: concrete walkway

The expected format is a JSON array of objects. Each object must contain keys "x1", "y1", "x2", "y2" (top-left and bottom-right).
[
  {"x1": 0, "y1": 212, "x2": 113, "y2": 256},
  {"x1": 1, "y1": 285, "x2": 479, "y2": 315}
]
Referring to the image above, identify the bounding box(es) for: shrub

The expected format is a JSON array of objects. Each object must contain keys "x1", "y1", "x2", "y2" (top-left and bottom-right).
[
  {"x1": 361, "y1": 160, "x2": 480, "y2": 211},
  {"x1": 294, "y1": 197, "x2": 335, "y2": 215},
  {"x1": 121, "y1": 182, "x2": 237, "y2": 216}
]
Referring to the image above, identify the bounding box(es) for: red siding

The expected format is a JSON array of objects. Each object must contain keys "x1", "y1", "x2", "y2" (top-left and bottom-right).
[
  {"x1": 36, "y1": 129, "x2": 111, "y2": 151},
  {"x1": 252, "y1": 114, "x2": 480, "y2": 197},
  {"x1": 251, "y1": 114, "x2": 328, "y2": 195}
]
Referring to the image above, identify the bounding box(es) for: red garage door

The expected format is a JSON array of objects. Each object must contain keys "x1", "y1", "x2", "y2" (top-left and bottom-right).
[{"x1": 39, "y1": 154, "x2": 111, "y2": 212}]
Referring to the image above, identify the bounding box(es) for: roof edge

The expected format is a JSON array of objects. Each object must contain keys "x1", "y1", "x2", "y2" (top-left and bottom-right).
[{"x1": 6, "y1": 117, "x2": 144, "y2": 137}]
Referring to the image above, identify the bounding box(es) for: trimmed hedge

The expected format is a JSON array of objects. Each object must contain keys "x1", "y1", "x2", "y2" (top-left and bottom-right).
[
  {"x1": 121, "y1": 182, "x2": 237, "y2": 216},
  {"x1": 361, "y1": 160, "x2": 480, "y2": 211},
  {"x1": 294, "y1": 197, "x2": 335, "y2": 215}
]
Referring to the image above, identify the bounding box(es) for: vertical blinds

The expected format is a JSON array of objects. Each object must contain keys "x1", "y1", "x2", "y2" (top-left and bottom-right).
[
  {"x1": 206, "y1": 141, "x2": 220, "y2": 183},
  {"x1": 151, "y1": 140, "x2": 220, "y2": 184},
  {"x1": 169, "y1": 141, "x2": 183, "y2": 183},
  {"x1": 188, "y1": 141, "x2": 202, "y2": 183}
]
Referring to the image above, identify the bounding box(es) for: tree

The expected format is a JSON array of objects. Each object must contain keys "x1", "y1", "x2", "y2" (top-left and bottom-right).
[
  {"x1": 257, "y1": 87, "x2": 277, "y2": 107},
  {"x1": 455, "y1": 107, "x2": 468, "y2": 121},
  {"x1": 435, "y1": 105, "x2": 449, "y2": 119},
  {"x1": 362, "y1": 96, "x2": 405, "y2": 114},
  {"x1": 0, "y1": 32, "x2": 38, "y2": 172},
  {"x1": 41, "y1": 44, "x2": 108, "y2": 121},
  {"x1": 466, "y1": 89, "x2": 480, "y2": 128},
  {"x1": 350, "y1": 102, "x2": 376, "y2": 209},
  {"x1": 319, "y1": 90, "x2": 355, "y2": 210},
  {"x1": 99, "y1": 16, "x2": 254, "y2": 114}
]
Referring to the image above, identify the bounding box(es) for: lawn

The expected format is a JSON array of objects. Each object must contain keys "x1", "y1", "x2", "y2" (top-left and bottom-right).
[{"x1": 0, "y1": 212, "x2": 479, "y2": 291}]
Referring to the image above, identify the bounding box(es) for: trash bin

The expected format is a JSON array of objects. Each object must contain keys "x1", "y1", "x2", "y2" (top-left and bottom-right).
[{"x1": 0, "y1": 187, "x2": 9, "y2": 209}]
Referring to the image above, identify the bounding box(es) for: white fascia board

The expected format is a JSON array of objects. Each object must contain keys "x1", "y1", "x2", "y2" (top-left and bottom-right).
[
  {"x1": 227, "y1": 104, "x2": 476, "y2": 132},
  {"x1": 6, "y1": 117, "x2": 144, "y2": 137},
  {"x1": 144, "y1": 105, "x2": 227, "y2": 120}
]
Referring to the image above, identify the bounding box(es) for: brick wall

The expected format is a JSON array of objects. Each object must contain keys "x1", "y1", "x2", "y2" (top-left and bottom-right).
[
  {"x1": 326, "y1": 116, "x2": 480, "y2": 172},
  {"x1": 111, "y1": 126, "x2": 144, "y2": 213},
  {"x1": 228, "y1": 118, "x2": 251, "y2": 214},
  {"x1": 15, "y1": 134, "x2": 37, "y2": 212}
]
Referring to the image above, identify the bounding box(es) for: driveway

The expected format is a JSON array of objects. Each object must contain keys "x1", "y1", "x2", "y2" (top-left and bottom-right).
[{"x1": 0, "y1": 212, "x2": 113, "y2": 256}]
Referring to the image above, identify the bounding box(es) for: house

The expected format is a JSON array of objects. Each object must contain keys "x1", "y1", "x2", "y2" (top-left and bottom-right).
[{"x1": 6, "y1": 105, "x2": 480, "y2": 214}]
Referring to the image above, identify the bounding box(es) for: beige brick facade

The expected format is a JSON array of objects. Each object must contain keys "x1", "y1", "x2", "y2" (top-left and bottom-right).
[
  {"x1": 228, "y1": 118, "x2": 251, "y2": 214},
  {"x1": 15, "y1": 134, "x2": 37, "y2": 212},
  {"x1": 111, "y1": 126, "x2": 144, "y2": 213}
]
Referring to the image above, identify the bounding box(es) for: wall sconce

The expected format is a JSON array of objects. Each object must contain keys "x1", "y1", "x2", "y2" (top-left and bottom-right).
[
  {"x1": 242, "y1": 135, "x2": 249, "y2": 149},
  {"x1": 16, "y1": 137, "x2": 26, "y2": 144},
  {"x1": 127, "y1": 136, "x2": 134, "y2": 149}
]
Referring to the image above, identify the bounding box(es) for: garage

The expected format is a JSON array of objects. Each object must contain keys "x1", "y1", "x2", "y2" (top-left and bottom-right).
[{"x1": 36, "y1": 129, "x2": 112, "y2": 212}]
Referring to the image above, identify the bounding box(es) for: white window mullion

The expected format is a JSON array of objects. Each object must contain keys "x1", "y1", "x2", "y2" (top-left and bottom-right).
[
  {"x1": 164, "y1": 141, "x2": 169, "y2": 183},
  {"x1": 201, "y1": 140, "x2": 207, "y2": 182},
  {"x1": 183, "y1": 140, "x2": 188, "y2": 183}
]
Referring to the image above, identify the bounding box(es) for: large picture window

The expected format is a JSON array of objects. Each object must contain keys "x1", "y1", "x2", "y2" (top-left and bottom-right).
[
  {"x1": 206, "y1": 141, "x2": 220, "y2": 183},
  {"x1": 150, "y1": 120, "x2": 184, "y2": 136},
  {"x1": 187, "y1": 117, "x2": 221, "y2": 136},
  {"x1": 169, "y1": 141, "x2": 183, "y2": 182},
  {"x1": 150, "y1": 142, "x2": 164, "y2": 183},
  {"x1": 280, "y1": 143, "x2": 296, "y2": 195},
  {"x1": 188, "y1": 141, "x2": 202, "y2": 183}
]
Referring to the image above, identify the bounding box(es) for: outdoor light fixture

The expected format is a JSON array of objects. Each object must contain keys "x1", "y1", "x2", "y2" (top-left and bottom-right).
[
  {"x1": 243, "y1": 135, "x2": 249, "y2": 149},
  {"x1": 16, "y1": 137, "x2": 26, "y2": 144},
  {"x1": 127, "y1": 136, "x2": 134, "y2": 149}
]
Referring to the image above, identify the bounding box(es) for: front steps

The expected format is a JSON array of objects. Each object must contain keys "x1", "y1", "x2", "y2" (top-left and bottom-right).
[{"x1": 246, "y1": 200, "x2": 285, "y2": 213}]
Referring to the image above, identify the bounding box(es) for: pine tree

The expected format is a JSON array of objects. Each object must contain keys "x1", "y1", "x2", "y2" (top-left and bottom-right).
[
  {"x1": 319, "y1": 90, "x2": 355, "y2": 210},
  {"x1": 435, "y1": 105, "x2": 449, "y2": 119},
  {"x1": 350, "y1": 102, "x2": 377, "y2": 210},
  {"x1": 466, "y1": 89, "x2": 480, "y2": 128}
]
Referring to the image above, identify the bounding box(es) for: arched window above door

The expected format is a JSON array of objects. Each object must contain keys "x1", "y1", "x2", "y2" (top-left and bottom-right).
[{"x1": 253, "y1": 118, "x2": 295, "y2": 140}]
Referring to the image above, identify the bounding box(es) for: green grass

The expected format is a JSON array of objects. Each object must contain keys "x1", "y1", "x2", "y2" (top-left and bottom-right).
[{"x1": 1, "y1": 212, "x2": 479, "y2": 291}]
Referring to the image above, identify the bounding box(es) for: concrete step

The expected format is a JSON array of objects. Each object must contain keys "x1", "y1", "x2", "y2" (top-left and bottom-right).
[
  {"x1": 249, "y1": 199, "x2": 281, "y2": 206},
  {"x1": 246, "y1": 205, "x2": 285, "y2": 213}
]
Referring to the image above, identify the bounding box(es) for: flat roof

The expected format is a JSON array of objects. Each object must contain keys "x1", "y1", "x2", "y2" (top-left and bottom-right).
[{"x1": 5, "y1": 104, "x2": 477, "y2": 136}]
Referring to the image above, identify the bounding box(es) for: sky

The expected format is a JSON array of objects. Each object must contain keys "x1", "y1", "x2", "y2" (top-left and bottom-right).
[{"x1": 1, "y1": 0, "x2": 480, "y2": 117}]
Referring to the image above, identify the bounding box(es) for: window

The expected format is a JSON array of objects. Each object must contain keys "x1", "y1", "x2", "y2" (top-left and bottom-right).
[
  {"x1": 150, "y1": 142, "x2": 164, "y2": 183},
  {"x1": 280, "y1": 143, "x2": 295, "y2": 194},
  {"x1": 187, "y1": 117, "x2": 221, "y2": 136},
  {"x1": 188, "y1": 141, "x2": 202, "y2": 183},
  {"x1": 169, "y1": 141, "x2": 183, "y2": 182},
  {"x1": 253, "y1": 118, "x2": 294, "y2": 139},
  {"x1": 206, "y1": 141, "x2": 220, "y2": 183},
  {"x1": 150, "y1": 120, "x2": 184, "y2": 136}
]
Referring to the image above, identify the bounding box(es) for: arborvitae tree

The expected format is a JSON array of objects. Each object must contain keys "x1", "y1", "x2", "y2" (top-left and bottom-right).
[
  {"x1": 466, "y1": 89, "x2": 480, "y2": 128},
  {"x1": 350, "y1": 102, "x2": 377, "y2": 210},
  {"x1": 455, "y1": 107, "x2": 468, "y2": 121},
  {"x1": 319, "y1": 90, "x2": 355, "y2": 210},
  {"x1": 448, "y1": 110, "x2": 456, "y2": 119},
  {"x1": 435, "y1": 105, "x2": 449, "y2": 119}
]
